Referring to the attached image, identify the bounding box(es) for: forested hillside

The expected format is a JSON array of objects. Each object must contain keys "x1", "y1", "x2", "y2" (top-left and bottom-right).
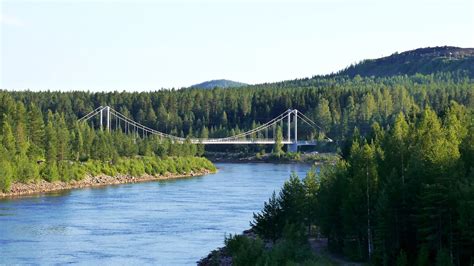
[
  {"x1": 339, "y1": 46, "x2": 474, "y2": 78},
  {"x1": 3, "y1": 72, "x2": 473, "y2": 144},
  {"x1": 220, "y1": 103, "x2": 474, "y2": 265},
  {"x1": 1, "y1": 46, "x2": 474, "y2": 264},
  {"x1": 1, "y1": 71, "x2": 472, "y2": 193}
]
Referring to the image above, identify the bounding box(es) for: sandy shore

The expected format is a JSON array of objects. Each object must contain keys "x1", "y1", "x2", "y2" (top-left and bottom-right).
[{"x1": 0, "y1": 169, "x2": 214, "y2": 198}]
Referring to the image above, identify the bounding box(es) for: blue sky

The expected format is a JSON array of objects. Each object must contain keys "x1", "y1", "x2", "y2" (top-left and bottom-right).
[{"x1": 1, "y1": 0, "x2": 473, "y2": 91}]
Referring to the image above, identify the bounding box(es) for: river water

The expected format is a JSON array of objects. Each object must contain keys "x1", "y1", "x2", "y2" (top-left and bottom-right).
[{"x1": 0, "y1": 163, "x2": 313, "y2": 265}]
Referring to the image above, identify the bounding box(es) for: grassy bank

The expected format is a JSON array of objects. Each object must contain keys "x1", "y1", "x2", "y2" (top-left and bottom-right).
[{"x1": 0, "y1": 156, "x2": 216, "y2": 195}]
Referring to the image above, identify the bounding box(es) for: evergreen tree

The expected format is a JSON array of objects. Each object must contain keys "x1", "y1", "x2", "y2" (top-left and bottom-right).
[
  {"x1": 15, "y1": 121, "x2": 29, "y2": 156},
  {"x1": 303, "y1": 169, "x2": 319, "y2": 235},
  {"x1": 56, "y1": 114, "x2": 69, "y2": 161},
  {"x1": 1, "y1": 116, "x2": 16, "y2": 155},
  {"x1": 251, "y1": 191, "x2": 282, "y2": 242},
  {"x1": 45, "y1": 120, "x2": 58, "y2": 163},
  {"x1": 273, "y1": 126, "x2": 284, "y2": 157},
  {"x1": 0, "y1": 159, "x2": 13, "y2": 192},
  {"x1": 27, "y1": 103, "x2": 45, "y2": 147},
  {"x1": 314, "y1": 98, "x2": 332, "y2": 133}
]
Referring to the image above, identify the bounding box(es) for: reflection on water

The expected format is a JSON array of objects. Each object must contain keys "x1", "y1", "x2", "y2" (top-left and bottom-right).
[{"x1": 0, "y1": 163, "x2": 312, "y2": 265}]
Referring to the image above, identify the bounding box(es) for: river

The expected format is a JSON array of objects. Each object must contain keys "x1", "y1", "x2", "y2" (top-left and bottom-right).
[{"x1": 0, "y1": 163, "x2": 313, "y2": 265}]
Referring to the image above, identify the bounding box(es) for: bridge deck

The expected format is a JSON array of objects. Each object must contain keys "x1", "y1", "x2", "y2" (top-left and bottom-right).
[{"x1": 189, "y1": 139, "x2": 317, "y2": 145}]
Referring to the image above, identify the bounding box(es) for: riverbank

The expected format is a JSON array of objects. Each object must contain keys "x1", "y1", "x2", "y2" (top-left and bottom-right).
[
  {"x1": 0, "y1": 168, "x2": 214, "y2": 198},
  {"x1": 205, "y1": 151, "x2": 339, "y2": 164}
]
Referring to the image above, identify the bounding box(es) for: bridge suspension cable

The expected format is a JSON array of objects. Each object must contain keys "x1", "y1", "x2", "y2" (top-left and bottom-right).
[{"x1": 78, "y1": 106, "x2": 333, "y2": 144}]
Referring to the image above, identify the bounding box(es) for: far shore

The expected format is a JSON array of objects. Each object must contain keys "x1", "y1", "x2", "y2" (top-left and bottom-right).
[
  {"x1": 0, "y1": 169, "x2": 214, "y2": 198},
  {"x1": 205, "y1": 151, "x2": 339, "y2": 164}
]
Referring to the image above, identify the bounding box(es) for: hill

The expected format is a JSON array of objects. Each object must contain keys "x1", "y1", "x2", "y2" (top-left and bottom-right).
[
  {"x1": 190, "y1": 79, "x2": 248, "y2": 89},
  {"x1": 338, "y1": 46, "x2": 474, "y2": 78}
]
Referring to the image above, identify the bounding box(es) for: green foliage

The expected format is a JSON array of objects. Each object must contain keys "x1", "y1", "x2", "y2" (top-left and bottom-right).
[
  {"x1": 225, "y1": 224, "x2": 322, "y2": 266},
  {"x1": 251, "y1": 191, "x2": 282, "y2": 241},
  {"x1": 0, "y1": 160, "x2": 13, "y2": 192},
  {"x1": 273, "y1": 126, "x2": 284, "y2": 157},
  {"x1": 16, "y1": 156, "x2": 40, "y2": 183},
  {"x1": 339, "y1": 47, "x2": 474, "y2": 78},
  {"x1": 317, "y1": 107, "x2": 474, "y2": 265},
  {"x1": 42, "y1": 161, "x2": 60, "y2": 182},
  {"x1": 78, "y1": 156, "x2": 215, "y2": 180},
  {"x1": 303, "y1": 170, "x2": 319, "y2": 235},
  {"x1": 1, "y1": 117, "x2": 16, "y2": 156},
  {"x1": 1, "y1": 72, "x2": 472, "y2": 152},
  {"x1": 247, "y1": 104, "x2": 474, "y2": 266},
  {"x1": 251, "y1": 172, "x2": 317, "y2": 242},
  {"x1": 225, "y1": 234, "x2": 264, "y2": 266}
]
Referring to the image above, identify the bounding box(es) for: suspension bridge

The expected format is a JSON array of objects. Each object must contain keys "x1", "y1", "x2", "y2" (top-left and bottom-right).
[{"x1": 78, "y1": 106, "x2": 332, "y2": 152}]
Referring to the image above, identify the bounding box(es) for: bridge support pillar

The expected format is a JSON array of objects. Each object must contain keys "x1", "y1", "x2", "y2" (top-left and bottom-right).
[{"x1": 287, "y1": 143, "x2": 298, "y2": 153}]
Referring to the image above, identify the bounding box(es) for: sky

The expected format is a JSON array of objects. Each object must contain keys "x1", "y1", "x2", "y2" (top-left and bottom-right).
[{"x1": 0, "y1": 0, "x2": 473, "y2": 91}]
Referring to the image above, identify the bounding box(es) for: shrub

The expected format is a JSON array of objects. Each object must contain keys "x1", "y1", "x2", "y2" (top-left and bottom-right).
[
  {"x1": 0, "y1": 160, "x2": 13, "y2": 192},
  {"x1": 225, "y1": 234, "x2": 264, "y2": 266}
]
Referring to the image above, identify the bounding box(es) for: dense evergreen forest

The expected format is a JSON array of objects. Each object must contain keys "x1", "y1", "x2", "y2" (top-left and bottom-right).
[
  {"x1": 1, "y1": 71, "x2": 473, "y2": 193},
  {"x1": 3, "y1": 72, "x2": 473, "y2": 142},
  {"x1": 1, "y1": 65, "x2": 473, "y2": 264},
  {"x1": 220, "y1": 103, "x2": 474, "y2": 265},
  {"x1": 0, "y1": 95, "x2": 214, "y2": 192}
]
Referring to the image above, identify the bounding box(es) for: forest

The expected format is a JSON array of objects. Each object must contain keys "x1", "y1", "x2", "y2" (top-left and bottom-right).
[
  {"x1": 1, "y1": 70, "x2": 473, "y2": 265},
  {"x1": 0, "y1": 99, "x2": 213, "y2": 192},
  {"x1": 2, "y1": 72, "x2": 472, "y2": 141},
  {"x1": 1, "y1": 72, "x2": 473, "y2": 192},
  {"x1": 219, "y1": 102, "x2": 474, "y2": 265}
]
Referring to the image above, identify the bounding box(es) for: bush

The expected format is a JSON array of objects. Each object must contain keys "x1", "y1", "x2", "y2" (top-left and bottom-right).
[
  {"x1": 41, "y1": 161, "x2": 60, "y2": 182},
  {"x1": 16, "y1": 158, "x2": 40, "y2": 183},
  {"x1": 225, "y1": 225, "x2": 316, "y2": 266},
  {"x1": 225, "y1": 234, "x2": 264, "y2": 266},
  {"x1": 0, "y1": 160, "x2": 13, "y2": 192}
]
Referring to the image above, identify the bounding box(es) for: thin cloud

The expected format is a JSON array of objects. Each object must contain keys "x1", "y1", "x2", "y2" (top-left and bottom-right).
[{"x1": 0, "y1": 14, "x2": 25, "y2": 27}]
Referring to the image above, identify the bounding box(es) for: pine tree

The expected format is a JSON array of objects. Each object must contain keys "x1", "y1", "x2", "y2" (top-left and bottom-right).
[
  {"x1": 1, "y1": 116, "x2": 16, "y2": 155},
  {"x1": 273, "y1": 126, "x2": 284, "y2": 157},
  {"x1": 279, "y1": 173, "x2": 306, "y2": 226},
  {"x1": 42, "y1": 161, "x2": 59, "y2": 182},
  {"x1": 314, "y1": 98, "x2": 332, "y2": 133},
  {"x1": 56, "y1": 114, "x2": 69, "y2": 161},
  {"x1": 15, "y1": 121, "x2": 29, "y2": 156},
  {"x1": 45, "y1": 119, "x2": 58, "y2": 163},
  {"x1": 0, "y1": 160, "x2": 13, "y2": 192},
  {"x1": 303, "y1": 169, "x2": 319, "y2": 235},
  {"x1": 27, "y1": 104, "x2": 45, "y2": 147},
  {"x1": 251, "y1": 191, "x2": 282, "y2": 242},
  {"x1": 71, "y1": 123, "x2": 84, "y2": 161}
]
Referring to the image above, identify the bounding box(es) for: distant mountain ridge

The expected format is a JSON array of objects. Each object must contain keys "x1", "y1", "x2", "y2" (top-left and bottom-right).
[
  {"x1": 338, "y1": 46, "x2": 474, "y2": 78},
  {"x1": 190, "y1": 47, "x2": 473, "y2": 90},
  {"x1": 191, "y1": 79, "x2": 248, "y2": 89}
]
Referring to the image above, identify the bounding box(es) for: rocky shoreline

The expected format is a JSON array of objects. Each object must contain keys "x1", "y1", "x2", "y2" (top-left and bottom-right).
[{"x1": 0, "y1": 169, "x2": 214, "y2": 198}]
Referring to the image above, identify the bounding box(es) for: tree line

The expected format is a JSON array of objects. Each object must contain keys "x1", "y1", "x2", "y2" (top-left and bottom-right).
[
  {"x1": 2, "y1": 72, "x2": 472, "y2": 145},
  {"x1": 0, "y1": 99, "x2": 208, "y2": 192}
]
